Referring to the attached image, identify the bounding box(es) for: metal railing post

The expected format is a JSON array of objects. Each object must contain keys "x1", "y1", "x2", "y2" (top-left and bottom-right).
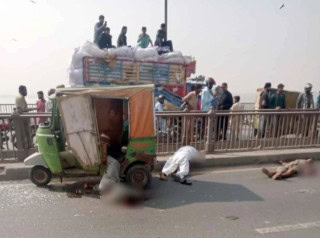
[
  {"x1": 205, "y1": 113, "x2": 214, "y2": 153},
  {"x1": 11, "y1": 113, "x2": 29, "y2": 160}
]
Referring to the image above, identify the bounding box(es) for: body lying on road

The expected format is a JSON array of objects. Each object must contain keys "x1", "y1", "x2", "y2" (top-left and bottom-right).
[
  {"x1": 261, "y1": 159, "x2": 315, "y2": 180},
  {"x1": 160, "y1": 146, "x2": 203, "y2": 185}
]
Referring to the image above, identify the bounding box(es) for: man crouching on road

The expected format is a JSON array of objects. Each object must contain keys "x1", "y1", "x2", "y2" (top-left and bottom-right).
[
  {"x1": 261, "y1": 159, "x2": 315, "y2": 180},
  {"x1": 160, "y1": 146, "x2": 203, "y2": 185}
]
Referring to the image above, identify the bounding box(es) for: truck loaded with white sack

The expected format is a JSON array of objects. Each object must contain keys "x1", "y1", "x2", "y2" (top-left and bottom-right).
[{"x1": 69, "y1": 41, "x2": 196, "y2": 108}]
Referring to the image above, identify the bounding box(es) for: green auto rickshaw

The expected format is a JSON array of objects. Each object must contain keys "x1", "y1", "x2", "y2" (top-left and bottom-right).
[{"x1": 24, "y1": 85, "x2": 156, "y2": 188}]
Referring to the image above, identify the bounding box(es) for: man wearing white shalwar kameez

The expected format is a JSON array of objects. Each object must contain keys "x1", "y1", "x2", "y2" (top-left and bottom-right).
[{"x1": 160, "y1": 146, "x2": 201, "y2": 182}]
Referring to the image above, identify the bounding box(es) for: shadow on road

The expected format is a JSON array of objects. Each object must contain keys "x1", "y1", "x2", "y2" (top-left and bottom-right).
[{"x1": 144, "y1": 178, "x2": 264, "y2": 210}]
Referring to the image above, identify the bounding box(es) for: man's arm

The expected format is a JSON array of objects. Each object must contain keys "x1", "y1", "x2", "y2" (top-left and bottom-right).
[
  {"x1": 117, "y1": 35, "x2": 121, "y2": 47},
  {"x1": 296, "y1": 94, "x2": 303, "y2": 109},
  {"x1": 182, "y1": 92, "x2": 193, "y2": 103},
  {"x1": 137, "y1": 34, "x2": 142, "y2": 43},
  {"x1": 95, "y1": 22, "x2": 106, "y2": 32},
  {"x1": 149, "y1": 36, "x2": 153, "y2": 47},
  {"x1": 269, "y1": 94, "x2": 275, "y2": 109},
  {"x1": 283, "y1": 95, "x2": 286, "y2": 109},
  {"x1": 311, "y1": 96, "x2": 315, "y2": 109},
  {"x1": 201, "y1": 90, "x2": 208, "y2": 110}
]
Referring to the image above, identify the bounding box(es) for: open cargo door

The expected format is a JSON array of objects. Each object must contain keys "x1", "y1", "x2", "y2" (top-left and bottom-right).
[{"x1": 59, "y1": 95, "x2": 100, "y2": 168}]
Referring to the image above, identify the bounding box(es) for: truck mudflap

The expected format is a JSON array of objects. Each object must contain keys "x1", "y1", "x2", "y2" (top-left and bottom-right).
[{"x1": 24, "y1": 152, "x2": 48, "y2": 168}]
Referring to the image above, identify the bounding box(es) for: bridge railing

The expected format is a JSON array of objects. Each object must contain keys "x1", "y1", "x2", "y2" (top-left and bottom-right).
[
  {"x1": 1, "y1": 109, "x2": 319, "y2": 161},
  {"x1": 0, "y1": 104, "x2": 37, "y2": 114},
  {"x1": 156, "y1": 109, "x2": 320, "y2": 154},
  {"x1": 0, "y1": 113, "x2": 50, "y2": 161}
]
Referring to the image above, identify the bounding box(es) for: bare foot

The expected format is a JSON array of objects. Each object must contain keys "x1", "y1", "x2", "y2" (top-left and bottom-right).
[
  {"x1": 261, "y1": 168, "x2": 272, "y2": 178},
  {"x1": 159, "y1": 173, "x2": 168, "y2": 181},
  {"x1": 272, "y1": 174, "x2": 281, "y2": 180}
]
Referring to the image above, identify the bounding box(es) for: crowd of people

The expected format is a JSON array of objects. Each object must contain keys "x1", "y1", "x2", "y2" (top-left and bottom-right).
[
  {"x1": 15, "y1": 85, "x2": 65, "y2": 120},
  {"x1": 94, "y1": 15, "x2": 173, "y2": 51},
  {"x1": 156, "y1": 78, "x2": 320, "y2": 143}
]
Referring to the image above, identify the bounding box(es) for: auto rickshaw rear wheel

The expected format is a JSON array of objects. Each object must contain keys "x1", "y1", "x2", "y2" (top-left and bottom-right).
[
  {"x1": 30, "y1": 165, "x2": 52, "y2": 187},
  {"x1": 126, "y1": 165, "x2": 151, "y2": 189}
]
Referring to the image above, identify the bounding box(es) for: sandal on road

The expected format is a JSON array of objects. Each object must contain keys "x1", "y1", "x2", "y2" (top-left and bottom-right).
[{"x1": 180, "y1": 179, "x2": 192, "y2": 186}]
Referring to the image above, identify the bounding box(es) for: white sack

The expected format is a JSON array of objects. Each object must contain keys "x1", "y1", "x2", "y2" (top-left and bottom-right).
[
  {"x1": 79, "y1": 41, "x2": 108, "y2": 58},
  {"x1": 134, "y1": 47, "x2": 158, "y2": 61},
  {"x1": 70, "y1": 47, "x2": 92, "y2": 69},
  {"x1": 69, "y1": 68, "x2": 84, "y2": 87},
  {"x1": 159, "y1": 51, "x2": 185, "y2": 64},
  {"x1": 108, "y1": 46, "x2": 134, "y2": 59}
]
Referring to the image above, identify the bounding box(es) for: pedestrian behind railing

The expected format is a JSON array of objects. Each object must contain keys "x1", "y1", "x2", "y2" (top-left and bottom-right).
[{"x1": 0, "y1": 112, "x2": 50, "y2": 161}]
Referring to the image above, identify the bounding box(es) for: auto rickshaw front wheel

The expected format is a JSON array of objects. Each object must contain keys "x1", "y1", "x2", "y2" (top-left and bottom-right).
[
  {"x1": 126, "y1": 165, "x2": 151, "y2": 189},
  {"x1": 30, "y1": 166, "x2": 52, "y2": 187}
]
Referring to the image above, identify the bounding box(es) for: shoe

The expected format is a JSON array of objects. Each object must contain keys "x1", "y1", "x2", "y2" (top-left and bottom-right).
[{"x1": 180, "y1": 179, "x2": 192, "y2": 186}]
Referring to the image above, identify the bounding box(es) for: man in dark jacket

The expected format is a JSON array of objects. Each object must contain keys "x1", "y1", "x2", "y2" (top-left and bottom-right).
[
  {"x1": 155, "y1": 23, "x2": 173, "y2": 52},
  {"x1": 270, "y1": 84, "x2": 286, "y2": 137},
  {"x1": 216, "y1": 83, "x2": 233, "y2": 140},
  {"x1": 270, "y1": 83, "x2": 286, "y2": 109},
  {"x1": 97, "y1": 27, "x2": 114, "y2": 49}
]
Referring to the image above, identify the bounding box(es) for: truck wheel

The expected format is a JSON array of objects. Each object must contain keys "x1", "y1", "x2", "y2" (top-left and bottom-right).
[
  {"x1": 30, "y1": 166, "x2": 52, "y2": 187},
  {"x1": 126, "y1": 165, "x2": 151, "y2": 189}
]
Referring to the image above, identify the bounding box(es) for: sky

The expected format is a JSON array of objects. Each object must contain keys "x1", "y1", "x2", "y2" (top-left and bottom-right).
[{"x1": 0, "y1": 0, "x2": 319, "y2": 103}]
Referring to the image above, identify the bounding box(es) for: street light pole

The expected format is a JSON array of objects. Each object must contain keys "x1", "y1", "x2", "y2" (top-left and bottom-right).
[{"x1": 165, "y1": 0, "x2": 168, "y2": 41}]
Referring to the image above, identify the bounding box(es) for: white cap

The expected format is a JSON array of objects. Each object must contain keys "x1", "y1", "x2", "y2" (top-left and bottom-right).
[{"x1": 305, "y1": 83, "x2": 313, "y2": 89}]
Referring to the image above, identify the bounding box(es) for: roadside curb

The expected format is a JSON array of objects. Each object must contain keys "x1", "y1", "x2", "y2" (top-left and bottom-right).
[
  {"x1": 0, "y1": 165, "x2": 30, "y2": 181},
  {"x1": 154, "y1": 148, "x2": 320, "y2": 172},
  {"x1": 1, "y1": 148, "x2": 320, "y2": 181}
]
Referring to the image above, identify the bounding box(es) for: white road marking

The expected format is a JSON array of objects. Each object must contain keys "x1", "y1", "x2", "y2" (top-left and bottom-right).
[{"x1": 256, "y1": 221, "x2": 320, "y2": 234}]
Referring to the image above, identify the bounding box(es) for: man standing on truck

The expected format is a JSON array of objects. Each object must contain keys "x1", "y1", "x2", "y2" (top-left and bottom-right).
[
  {"x1": 117, "y1": 26, "x2": 127, "y2": 47},
  {"x1": 97, "y1": 27, "x2": 114, "y2": 49},
  {"x1": 155, "y1": 23, "x2": 173, "y2": 52},
  {"x1": 94, "y1": 15, "x2": 107, "y2": 44},
  {"x1": 137, "y1": 27, "x2": 153, "y2": 48}
]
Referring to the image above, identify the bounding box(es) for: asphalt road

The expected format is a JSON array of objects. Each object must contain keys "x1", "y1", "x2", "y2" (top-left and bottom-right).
[{"x1": 0, "y1": 165, "x2": 320, "y2": 238}]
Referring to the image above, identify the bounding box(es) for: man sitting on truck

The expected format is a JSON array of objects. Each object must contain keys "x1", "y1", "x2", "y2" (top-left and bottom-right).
[
  {"x1": 137, "y1": 27, "x2": 153, "y2": 48},
  {"x1": 155, "y1": 23, "x2": 173, "y2": 52},
  {"x1": 117, "y1": 26, "x2": 128, "y2": 47},
  {"x1": 97, "y1": 27, "x2": 114, "y2": 49}
]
